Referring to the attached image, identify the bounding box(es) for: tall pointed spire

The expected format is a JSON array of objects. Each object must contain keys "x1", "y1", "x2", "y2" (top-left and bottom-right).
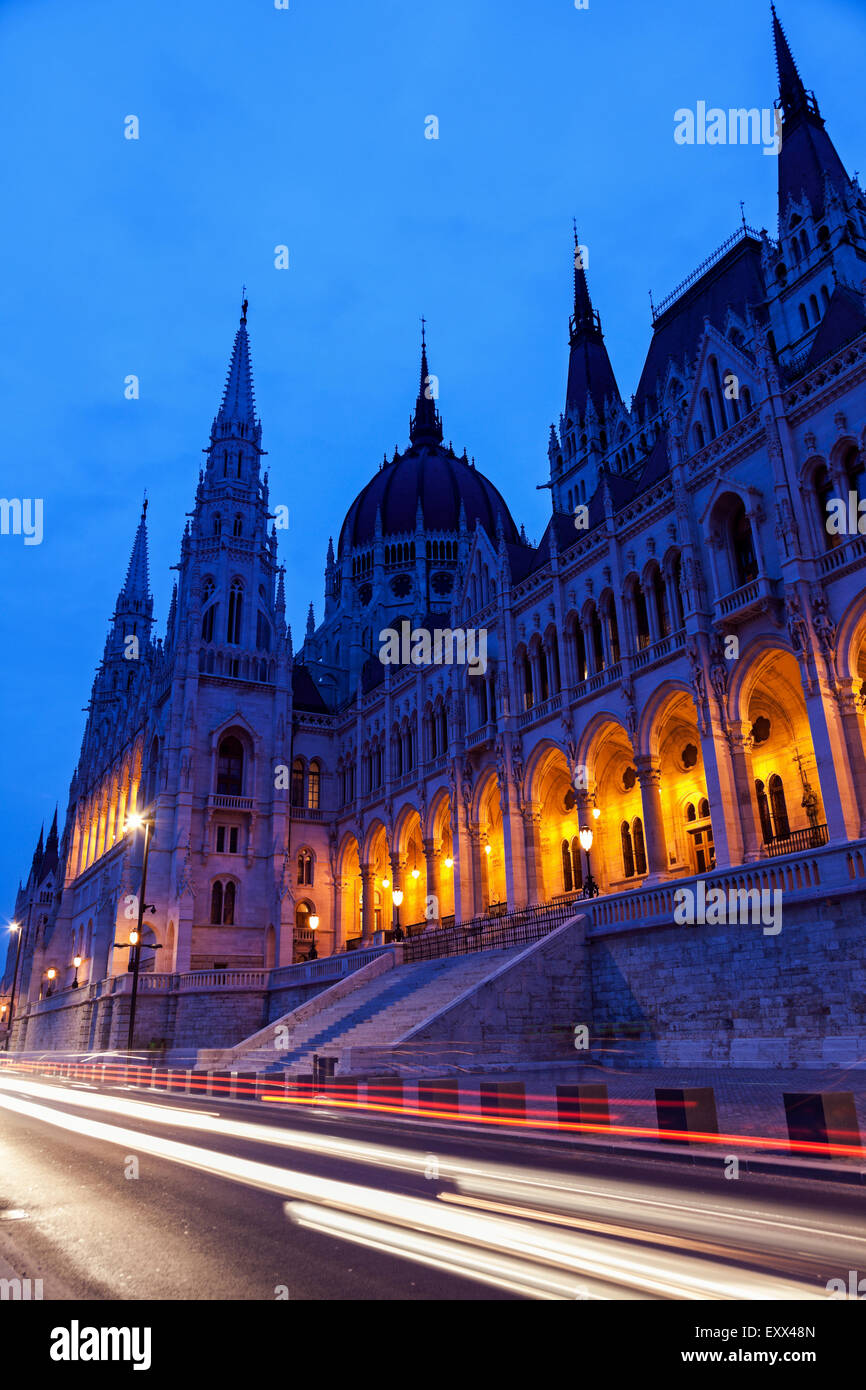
[
  {"x1": 771, "y1": 5, "x2": 850, "y2": 221},
  {"x1": 122, "y1": 496, "x2": 150, "y2": 606},
  {"x1": 565, "y1": 227, "x2": 620, "y2": 424},
  {"x1": 409, "y1": 318, "x2": 444, "y2": 447},
  {"x1": 771, "y1": 4, "x2": 809, "y2": 123},
  {"x1": 213, "y1": 293, "x2": 260, "y2": 441}
]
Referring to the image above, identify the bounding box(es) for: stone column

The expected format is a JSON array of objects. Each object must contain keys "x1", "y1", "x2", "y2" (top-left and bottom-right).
[
  {"x1": 331, "y1": 876, "x2": 345, "y2": 952},
  {"x1": 467, "y1": 823, "x2": 486, "y2": 912},
  {"x1": 725, "y1": 722, "x2": 764, "y2": 861},
  {"x1": 836, "y1": 680, "x2": 866, "y2": 837},
  {"x1": 502, "y1": 804, "x2": 530, "y2": 908},
  {"x1": 360, "y1": 863, "x2": 376, "y2": 944},
  {"x1": 634, "y1": 755, "x2": 669, "y2": 880},
  {"x1": 422, "y1": 838, "x2": 442, "y2": 926},
  {"x1": 521, "y1": 800, "x2": 544, "y2": 905},
  {"x1": 453, "y1": 816, "x2": 476, "y2": 922},
  {"x1": 698, "y1": 716, "x2": 745, "y2": 868},
  {"x1": 802, "y1": 681, "x2": 861, "y2": 842}
]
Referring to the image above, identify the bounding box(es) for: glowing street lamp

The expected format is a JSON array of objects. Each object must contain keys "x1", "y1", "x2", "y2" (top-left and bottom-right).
[
  {"x1": 72, "y1": 954, "x2": 82, "y2": 989},
  {"x1": 578, "y1": 826, "x2": 600, "y2": 898},
  {"x1": 3, "y1": 923, "x2": 22, "y2": 1050},
  {"x1": 391, "y1": 887, "x2": 404, "y2": 938},
  {"x1": 444, "y1": 856, "x2": 454, "y2": 869},
  {"x1": 121, "y1": 810, "x2": 157, "y2": 1053}
]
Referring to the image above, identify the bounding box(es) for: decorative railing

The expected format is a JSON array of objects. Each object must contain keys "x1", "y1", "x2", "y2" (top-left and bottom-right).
[
  {"x1": 818, "y1": 533, "x2": 866, "y2": 578},
  {"x1": 652, "y1": 225, "x2": 761, "y2": 321},
  {"x1": 762, "y1": 824, "x2": 829, "y2": 857},
  {"x1": 210, "y1": 794, "x2": 254, "y2": 811},
  {"x1": 401, "y1": 897, "x2": 582, "y2": 963},
  {"x1": 517, "y1": 692, "x2": 563, "y2": 728}
]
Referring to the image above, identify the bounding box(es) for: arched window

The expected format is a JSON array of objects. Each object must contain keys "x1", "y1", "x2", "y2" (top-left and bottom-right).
[
  {"x1": 686, "y1": 803, "x2": 696, "y2": 822},
  {"x1": 653, "y1": 569, "x2": 670, "y2": 638},
  {"x1": 809, "y1": 294, "x2": 820, "y2": 324},
  {"x1": 213, "y1": 514, "x2": 222, "y2": 537},
  {"x1": 755, "y1": 779, "x2": 773, "y2": 843},
  {"x1": 813, "y1": 463, "x2": 839, "y2": 551},
  {"x1": 621, "y1": 821, "x2": 635, "y2": 878},
  {"x1": 522, "y1": 654, "x2": 533, "y2": 710},
  {"x1": 216, "y1": 736, "x2": 243, "y2": 796},
  {"x1": 308, "y1": 760, "x2": 320, "y2": 810},
  {"x1": 845, "y1": 447, "x2": 866, "y2": 506},
  {"x1": 633, "y1": 819, "x2": 647, "y2": 875},
  {"x1": 291, "y1": 757, "x2": 305, "y2": 807},
  {"x1": 698, "y1": 797, "x2": 710, "y2": 819},
  {"x1": 821, "y1": 284, "x2": 830, "y2": 309},
  {"x1": 223, "y1": 881, "x2": 235, "y2": 925},
  {"x1": 227, "y1": 581, "x2": 243, "y2": 644},
  {"x1": 769, "y1": 774, "x2": 790, "y2": 840},
  {"x1": 202, "y1": 601, "x2": 217, "y2": 643},
  {"x1": 571, "y1": 836, "x2": 583, "y2": 890},
  {"x1": 799, "y1": 303, "x2": 809, "y2": 333},
  {"x1": 561, "y1": 838, "x2": 574, "y2": 893},
  {"x1": 634, "y1": 586, "x2": 650, "y2": 650},
  {"x1": 233, "y1": 515, "x2": 242, "y2": 537},
  {"x1": 297, "y1": 849, "x2": 313, "y2": 885},
  {"x1": 256, "y1": 611, "x2": 272, "y2": 651},
  {"x1": 210, "y1": 881, "x2": 223, "y2": 924},
  {"x1": 730, "y1": 499, "x2": 758, "y2": 586}
]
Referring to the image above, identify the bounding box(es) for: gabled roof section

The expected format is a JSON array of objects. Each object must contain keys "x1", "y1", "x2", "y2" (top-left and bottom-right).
[
  {"x1": 636, "y1": 233, "x2": 765, "y2": 417},
  {"x1": 804, "y1": 284, "x2": 866, "y2": 370},
  {"x1": 291, "y1": 664, "x2": 330, "y2": 713}
]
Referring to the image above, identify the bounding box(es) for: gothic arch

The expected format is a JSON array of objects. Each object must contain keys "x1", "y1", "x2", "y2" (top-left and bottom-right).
[
  {"x1": 834, "y1": 592, "x2": 866, "y2": 684},
  {"x1": 636, "y1": 680, "x2": 695, "y2": 761}
]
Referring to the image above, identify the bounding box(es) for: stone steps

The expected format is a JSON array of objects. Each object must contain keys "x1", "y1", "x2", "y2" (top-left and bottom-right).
[{"x1": 248, "y1": 948, "x2": 522, "y2": 1075}]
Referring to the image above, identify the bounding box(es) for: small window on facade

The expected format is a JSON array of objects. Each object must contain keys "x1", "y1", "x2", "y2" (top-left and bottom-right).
[{"x1": 216, "y1": 826, "x2": 226, "y2": 853}]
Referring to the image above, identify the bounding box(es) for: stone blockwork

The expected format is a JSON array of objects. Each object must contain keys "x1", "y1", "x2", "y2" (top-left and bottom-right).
[{"x1": 587, "y1": 893, "x2": 866, "y2": 1068}]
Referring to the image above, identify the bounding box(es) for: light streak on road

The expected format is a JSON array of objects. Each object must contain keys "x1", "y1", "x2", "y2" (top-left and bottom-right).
[{"x1": 0, "y1": 1071, "x2": 840, "y2": 1300}]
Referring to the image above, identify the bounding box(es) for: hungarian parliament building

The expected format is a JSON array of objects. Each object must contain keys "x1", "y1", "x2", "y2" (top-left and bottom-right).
[{"x1": 4, "y1": 10, "x2": 866, "y2": 1036}]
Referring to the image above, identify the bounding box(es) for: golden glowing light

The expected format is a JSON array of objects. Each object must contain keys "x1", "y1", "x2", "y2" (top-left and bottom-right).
[
  {"x1": 411, "y1": 867, "x2": 420, "y2": 880},
  {"x1": 484, "y1": 844, "x2": 492, "y2": 856},
  {"x1": 381, "y1": 878, "x2": 390, "y2": 889},
  {"x1": 8, "y1": 922, "x2": 20, "y2": 933},
  {"x1": 46, "y1": 968, "x2": 57, "y2": 980},
  {"x1": 592, "y1": 806, "x2": 601, "y2": 821},
  {"x1": 125, "y1": 812, "x2": 145, "y2": 832},
  {"x1": 578, "y1": 828, "x2": 594, "y2": 853},
  {"x1": 392, "y1": 889, "x2": 404, "y2": 907},
  {"x1": 73, "y1": 955, "x2": 82, "y2": 968},
  {"x1": 129, "y1": 929, "x2": 140, "y2": 946},
  {"x1": 308, "y1": 915, "x2": 320, "y2": 931},
  {"x1": 444, "y1": 857, "x2": 453, "y2": 869}
]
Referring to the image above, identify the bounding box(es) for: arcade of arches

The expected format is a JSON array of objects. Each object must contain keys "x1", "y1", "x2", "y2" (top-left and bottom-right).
[{"x1": 307, "y1": 633, "x2": 866, "y2": 952}]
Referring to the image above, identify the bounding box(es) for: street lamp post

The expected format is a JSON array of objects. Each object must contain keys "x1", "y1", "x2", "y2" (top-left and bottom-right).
[
  {"x1": 392, "y1": 888, "x2": 404, "y2": 941},
  {"x1": 2, "y1": 923, "x2": 22, "y2": 1051},
  {"x1": 308, "y1": 915, "x2": 319, "y2": 961},
  {"x1": 579, "y1": 826, "x2": 600, "y2": 899},
  {"x1": 125, "y1": 811, "x2": 154, "y2": 1054},
  {"x1": 71, "y1": 955, "x2": 82, "y2": 989}
]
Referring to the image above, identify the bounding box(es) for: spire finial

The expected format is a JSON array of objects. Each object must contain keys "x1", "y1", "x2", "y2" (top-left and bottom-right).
[
  {"x1": 409, "y1": 318, "x2": 444, "y2": 446},
  {"x1": 241, "y1": 286, "x2": 248, "y2": 324}
]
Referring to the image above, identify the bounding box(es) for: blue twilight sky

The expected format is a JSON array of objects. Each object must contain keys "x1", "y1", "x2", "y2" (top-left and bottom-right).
[{"x1": 0, "y1": 0, "x2": 864, "y2": 913}]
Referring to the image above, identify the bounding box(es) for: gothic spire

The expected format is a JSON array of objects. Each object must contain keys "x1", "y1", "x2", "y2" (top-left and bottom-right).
[
  {"x1": 409, "y1": 318, "x2": 444, "y2": 447},
  {"x1": 565, "y1": 229, "x2": 620, "y2": 424},
  {"x1": 212, "y1": 295, "x2": 260, "y2": 442},
  {"x1": 771, "y1": 5, "x2": 850, "y2": 221},
  {"x1": 771, "y1": 4, "x2": 809, "y2": 123},
  {"x1": 121, "y1": 497, "x2": 150, "y2": 607}
]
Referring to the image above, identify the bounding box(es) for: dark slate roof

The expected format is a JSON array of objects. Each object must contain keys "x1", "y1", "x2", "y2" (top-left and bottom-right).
[
  {"x1": 635, "y1": 236, "x2": 765, "y2": 417},
  {"x1": 778, "y1": 117, "x2": 851, "y2": 223},
  {"x1": 805, "y1": 284, "x2": 866, "y2": 370},
  {"x1": 338, "y1": 444, "x2": 519, "y2": 554},
  {"x1": 291, "y1": 664, "x2": 330, "y2": 713},
  {"x1": 565, "y1": 330, "x2": 620, "y2": 424},
  {"x1": 631, "y1": 427, "x2": 670, "y2": 492}
]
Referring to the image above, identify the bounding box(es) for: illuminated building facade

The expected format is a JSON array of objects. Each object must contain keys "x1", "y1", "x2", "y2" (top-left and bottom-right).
[{"x1": 4, "y1": 11, "x2": 866, "y2": 1053}]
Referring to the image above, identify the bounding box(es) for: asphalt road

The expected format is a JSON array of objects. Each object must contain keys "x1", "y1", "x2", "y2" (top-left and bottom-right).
[{"x1": 0, "y1": 1071, "x2": 864, "y2": 1301}]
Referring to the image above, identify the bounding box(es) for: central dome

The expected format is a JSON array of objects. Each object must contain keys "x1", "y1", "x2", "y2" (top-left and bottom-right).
[{"x1": 338, "y1": 332, "x2": 520, "y2": 555}]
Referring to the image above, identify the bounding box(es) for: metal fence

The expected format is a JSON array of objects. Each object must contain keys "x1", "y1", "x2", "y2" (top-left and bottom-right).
[{"x1": 400, "y1": 897, "x2": 583, "y2": 963}]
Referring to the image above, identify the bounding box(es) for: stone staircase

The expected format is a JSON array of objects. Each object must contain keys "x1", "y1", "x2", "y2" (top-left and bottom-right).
[{"x1": 237, "y1": 948, "x2": 523, "y2": 1075}]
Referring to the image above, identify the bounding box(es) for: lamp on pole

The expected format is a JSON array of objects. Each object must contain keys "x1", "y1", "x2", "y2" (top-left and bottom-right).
[
  {"x1": 579, "y1": 824, "x2": 600, "y2": 898},
  {"x1": 2, "y1": 923, "x2": 22, "y2": 1051},
  {"x1": 123, "y1": 810, "x2": 155, "y2": 1053},
  {"x1": 392, "y1": 888, "x2": 404, "y2": 941},
  {"x1": 308, "y1": 914, "x2": 319, "y2": 961},
  {"x1": 71, "y1": 955, "x2": 82, "y2": 989}
]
